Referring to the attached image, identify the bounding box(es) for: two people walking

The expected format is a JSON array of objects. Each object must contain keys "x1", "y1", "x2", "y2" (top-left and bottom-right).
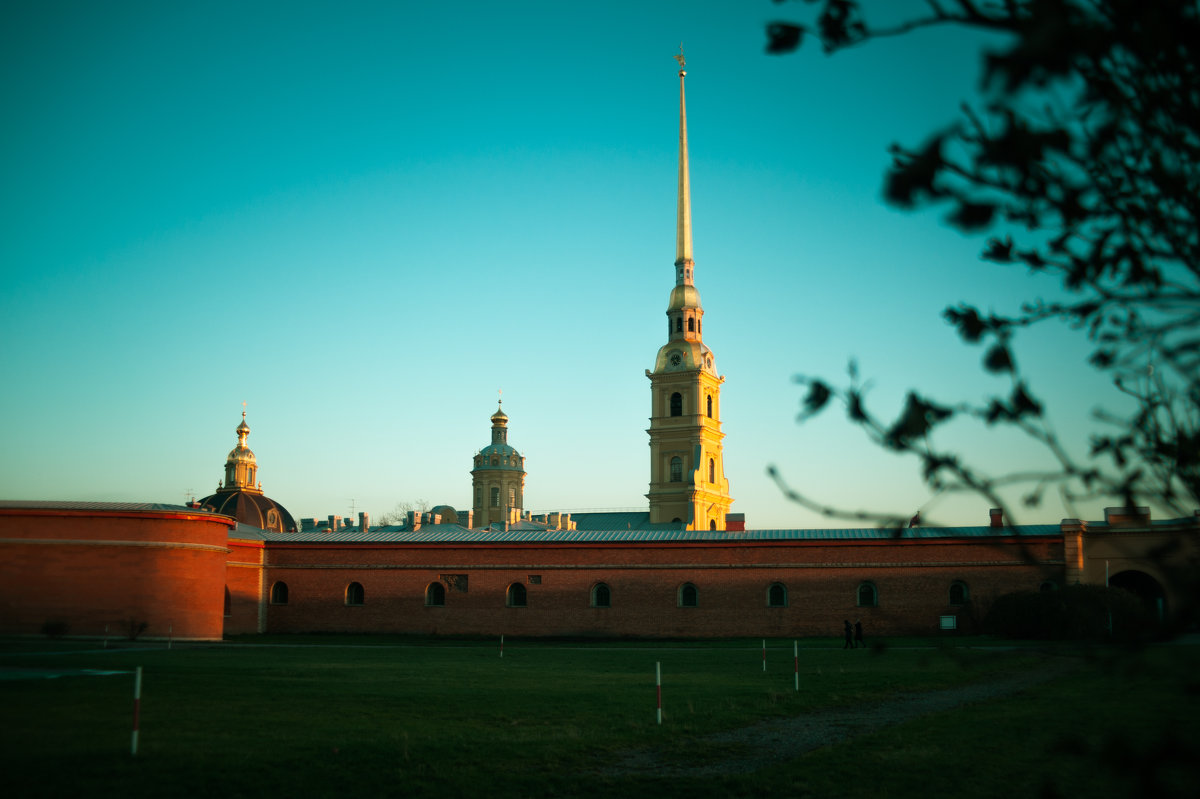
[{"x1": 843, "y1": 619, "x2": 864, "y2": 649}]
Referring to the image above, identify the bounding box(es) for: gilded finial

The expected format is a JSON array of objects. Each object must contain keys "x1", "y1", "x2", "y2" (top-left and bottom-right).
[
  {"x1": 241, "y1": 400, "x2": 247, "y2": 420},
  {"x1": 674, "y1": 43, "x2": 685, "y2": 69},
  {"x1": 498, "y1": 388, "x2": 502, "y2": 407}
]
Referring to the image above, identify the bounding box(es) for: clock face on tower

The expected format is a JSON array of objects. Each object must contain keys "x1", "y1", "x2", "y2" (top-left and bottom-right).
[{"x1": 669, "y1": 351, "x2": 683, "y2": 367}]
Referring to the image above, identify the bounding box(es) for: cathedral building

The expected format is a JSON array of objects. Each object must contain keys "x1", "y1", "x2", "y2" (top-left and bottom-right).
[
  {"x1": 1, "y1": 58, "x2": 1195, "y2": 642},
  {"x1": 646, "y1": 57, "x2": 733, "y2": 530},
  {"x1": 196, "y1": 412, "x2": 296, "y2": 533},
  {"x1": 471, "y1": 402, "x2": 526, "y2": 527}
]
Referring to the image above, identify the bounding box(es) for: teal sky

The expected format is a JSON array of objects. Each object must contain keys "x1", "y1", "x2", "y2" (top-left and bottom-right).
[{"x1": 1, "y1": 1, "x2": 1121, "y2": 528}]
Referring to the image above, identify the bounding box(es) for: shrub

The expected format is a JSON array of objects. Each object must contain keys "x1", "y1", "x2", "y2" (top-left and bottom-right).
[{"x1": 984, "y1": 584, "x2": 1156, "y2": 642}]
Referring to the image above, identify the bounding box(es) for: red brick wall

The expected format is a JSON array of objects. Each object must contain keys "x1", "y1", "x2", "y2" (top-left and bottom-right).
[
  {"x1": 0, "y1": 508, "x2": 233, "y2": 641},
  {"x1": 259, "y1": 536, "x2": 1064, "y2": 637},
  {"x1": 224, "y1": 539, "x2": 265, "y2": 635}
]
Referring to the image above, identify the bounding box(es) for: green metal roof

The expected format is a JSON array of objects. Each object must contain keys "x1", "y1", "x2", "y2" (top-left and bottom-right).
[{"x1": 244, "y1": 523, "x2": 1063, "y2": 545}]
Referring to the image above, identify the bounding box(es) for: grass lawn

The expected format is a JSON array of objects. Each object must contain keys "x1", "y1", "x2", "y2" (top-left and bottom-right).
[{"x1": 1, "y1": 636, "x2": 1196, "y2": 798}]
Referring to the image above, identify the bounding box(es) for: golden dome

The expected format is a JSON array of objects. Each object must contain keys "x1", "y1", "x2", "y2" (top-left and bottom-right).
[{"x1": 668, "y1": 284, "x2": 701, "y2": 311}]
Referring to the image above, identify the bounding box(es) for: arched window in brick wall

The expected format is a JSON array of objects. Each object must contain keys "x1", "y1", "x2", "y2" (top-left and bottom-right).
[
  {"x1": 678, "y1": 583, "x2": 699, "y2": 607},
  {"x1": 270, "y1": 581, "x2": 288, "y2": 605},
  {"x1": 767, "y1": 583, "x2": 787, "y2": 607},
  {"x1": 426, "y1": 582, "x2": 446, "y2": 607},
  {"x1": 591, "y1": 583, "x2": 611, "y2": 608},
  {"x1": 346, "y1": 582, "x2": 365, "y2": 606},
  {"x1": 949, "y1": 581, "x2": 969, "y2": 605},
  {"x1": 507, "y1": 582, "x2": 527, "y2": 608},
  {"x1": 857, "y1": 582, "x2": 878, "y2": 607}
]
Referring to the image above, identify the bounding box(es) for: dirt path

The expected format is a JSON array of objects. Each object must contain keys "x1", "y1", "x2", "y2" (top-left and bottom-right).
[{"x1": 597, "y1": 656, "x2": 1079, "y2": 778}]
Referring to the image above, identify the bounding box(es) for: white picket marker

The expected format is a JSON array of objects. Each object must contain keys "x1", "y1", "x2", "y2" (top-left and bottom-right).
[
  {"x1": 500, "y1": 633, "x2": 504, "y2": 658},
  {"x1": 794, "y1": 640, "x2": 799, "y2": 692},
  {"x1": 655, "y1": 661, "x2": 662, "y2": 725},
  {"x1": 168, "y1": 624, "x2": 173, "y2": 650},
  {"x1": 103, "y1": 623, "x2": 109, "y2": 649},
  {"x1": 131, "y1": 666, "x2": 143, "y2": 756},
  {"x1": 762, "y1": 639, "x2": 767, "y2": 672}
]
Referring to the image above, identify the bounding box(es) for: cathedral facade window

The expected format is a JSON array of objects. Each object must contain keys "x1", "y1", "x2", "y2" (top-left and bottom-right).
[
  {"x1": 426, "y1": 582, "x2": 446, "y2": 607},
  {"x1": 767, "y1": 583, "x2": 787, "y2": 607},
  {"x1": 506, "y1": 583, "x2": 527, "y2": 608},
  {"x1": 857, "y1": 582, "x2": 878, "y2": 607},
  {"x1": 949, "y1": 581, "x2": 969, "y2": 605},
  {"x1": 670, "y1": 457, "x2": 682, "y2": 482},
  {"x1": 670, "y1": 392, "x2": 682, "y2": 417}
]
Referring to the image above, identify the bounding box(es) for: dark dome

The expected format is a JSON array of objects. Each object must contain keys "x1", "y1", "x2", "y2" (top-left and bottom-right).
[
  {"x1": 198, "y1": 488, "x2": 296, "y2": 533},
  {"x1": 430, "y1": 505, "x2": 459, "y2": 524}
]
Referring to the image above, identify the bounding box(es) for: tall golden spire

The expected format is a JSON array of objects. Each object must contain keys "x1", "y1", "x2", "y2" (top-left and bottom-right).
[{"x1": 674, "y1": 45, "x2": 693, "y2": 287}]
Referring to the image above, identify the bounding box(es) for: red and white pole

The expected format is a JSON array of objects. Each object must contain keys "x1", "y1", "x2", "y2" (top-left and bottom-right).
[
  {"x1": 655, "y1": 661, "x2": 662, "y2": 725},
  {"x1": 131, "y1": 666, "x2": 143, "y2": 756},
  {"x1": 762, "y1": 639, "x2": 767, "y2": 672},
  {"x1": 793, "y1": 640, "x2": 799, "y2": 692}
]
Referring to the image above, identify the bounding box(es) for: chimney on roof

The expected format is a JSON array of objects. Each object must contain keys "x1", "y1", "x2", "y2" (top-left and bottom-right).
[
  {"x1": 1104, "y1": 506, "x2": 1151, "y2": 525},
  {"x1": 989, "y1": 508, "x2": 1004, "y2": 528},
  {"x1": 725, "y1": 512, "x2": 746, "y2": 532},
  {"x1": 408, "y1": 510, "x2": 420, "y2": 531},
  {"x1": 328, "y1": 515, "x2": 342, "y2": 532},
  {"x1": 359, "y1": 511, "x2": 370, "y2": 532}
]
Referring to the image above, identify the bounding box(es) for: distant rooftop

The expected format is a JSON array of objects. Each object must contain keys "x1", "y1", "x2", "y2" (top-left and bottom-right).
[{"x1": 236, "y1": 522, "x2": 1065, "y2": 545}]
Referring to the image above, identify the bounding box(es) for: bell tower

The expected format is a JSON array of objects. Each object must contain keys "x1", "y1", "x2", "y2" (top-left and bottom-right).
[
  {"x1": 646, "y1": 52, "x2": 733, "y2": 530},
  {"x1": 471, "y1": 401, "x2": 527, "y2": 527}
]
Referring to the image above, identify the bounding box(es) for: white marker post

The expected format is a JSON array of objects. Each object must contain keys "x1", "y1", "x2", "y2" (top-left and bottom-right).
[
  {"x1": 793, "y1": 640, "x2": 799, "y2": 692},
  {"x1": 131, "y1": 666, "x2": 143, "y2": 756},
  {"x1": 168, "y1": 624, "x2": 173, "y2": 651},
  {"x1": 103, "y1": 623, "x2": 109, "y2": 649},
  {"x1": 500, "y1": 633, "x2": 504, "y2": 658},
  {"x1": 762, "y1": 639, "x2": 767, "y2": 672},
  {"x1": 655, "y1": 661, "x2": 662, "y2": 725}
]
